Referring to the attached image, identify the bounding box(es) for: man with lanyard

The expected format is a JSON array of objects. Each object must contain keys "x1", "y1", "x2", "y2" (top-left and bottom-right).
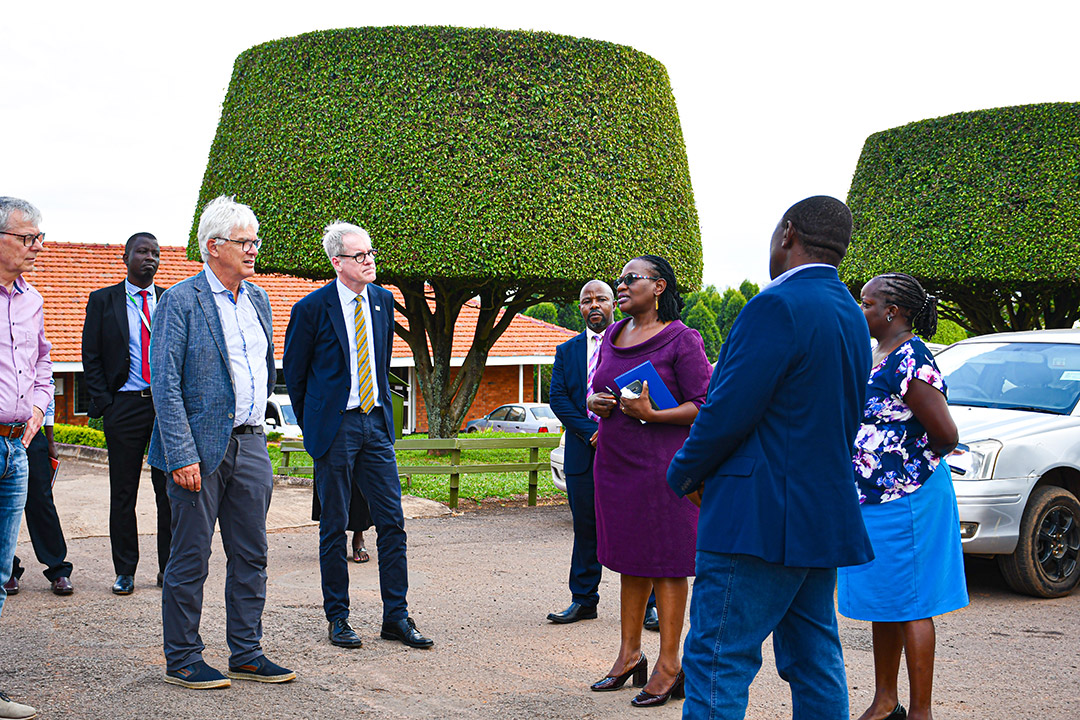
[{"x1": 82, "y1": 232, "x2": 171, "y2": 595}]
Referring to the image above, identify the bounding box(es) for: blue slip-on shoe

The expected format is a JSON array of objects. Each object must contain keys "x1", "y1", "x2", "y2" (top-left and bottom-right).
[
  {"x1": 226, "y1": 655, "x2": 296, "y2": 683},
  {"x1": 164, "y1": 660, "x2": 231, "y2": 689}
]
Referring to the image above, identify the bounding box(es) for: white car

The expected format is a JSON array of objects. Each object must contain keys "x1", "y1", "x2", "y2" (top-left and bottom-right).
[
  {"x1": 937, "y1": 329, "x2": 1080, "y2": 597},
  {"x1": 550, "y1": 432, "x2": 567, "y2": 492},
  {"x1": 264, "y1": 393, "x2": 303, "y2": 439}
]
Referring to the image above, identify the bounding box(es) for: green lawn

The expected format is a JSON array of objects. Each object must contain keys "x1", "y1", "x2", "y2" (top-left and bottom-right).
[{"x1": 268, "y1": 430, "x2": 564, "y2": 506}]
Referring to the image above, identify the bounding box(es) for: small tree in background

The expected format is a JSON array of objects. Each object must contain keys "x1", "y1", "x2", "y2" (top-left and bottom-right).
[
  {"x1": 739, "y1": 280, "x2": 759, "y2": 301},
  {"x1": 716, "y1": 288, "x2": 747, "y2": 340},
  {"x1": 685, "y1": 302, "x2": 722, "y2": 361},
  {"x1": 524, "y1": 303, "x2": 558, "y2": 326},
  {"x1": 194, "y1": 26, "x2": 702, "y2": 437},
  {"x1": 844, "y1": 102, "x2": 1080, "y2": 334}
]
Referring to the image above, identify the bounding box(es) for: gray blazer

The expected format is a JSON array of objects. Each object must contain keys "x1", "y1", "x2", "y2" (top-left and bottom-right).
[{"x1": 147, "y1": 270, "x2": 275, "y2": 476}]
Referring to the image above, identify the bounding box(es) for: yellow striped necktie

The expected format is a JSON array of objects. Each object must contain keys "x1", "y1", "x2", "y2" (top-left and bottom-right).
[{"x1": 354, "y1": 296, "x2": 375, "y2": 413}]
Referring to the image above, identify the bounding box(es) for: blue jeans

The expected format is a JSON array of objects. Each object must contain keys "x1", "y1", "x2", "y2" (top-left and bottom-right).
[
  {"x1": 0, "y1": 437, "x2": 29, "y2": 618},
  {"x1": 682, "y1": 551, "x2": 848, "y2": 720}
]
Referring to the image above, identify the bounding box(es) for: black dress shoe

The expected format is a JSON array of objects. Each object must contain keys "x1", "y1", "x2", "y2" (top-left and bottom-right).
[
  {"x1": 329, "y1": 618, "x2": 363, "y2": 648},
  {"x1": 643, "y1": 606, "x2": 659, "y2": 632},
  {"x1": 547, "y1": 602, "x2": 598, "y2": 624},
  {"x1": 51, "y1": 577, "x2": 74, "y2": 595},
  {"x1": 592, "y1": 653, "x2": 648, "y2": 691},
  {"x1": 631, "y1": 669, "x2": 685, "y2": 707},
  {"x1": 112, "y1": 575, "x2": 134, "y2": 595},
  {"x1": 157, "y1": 572, "x2": 164, "y2": 588},
  {"x1": 380, "y1": 617, "x2": 434, "y2": 648}
]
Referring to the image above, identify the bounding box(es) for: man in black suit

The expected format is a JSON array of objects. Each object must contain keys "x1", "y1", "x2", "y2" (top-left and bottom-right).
[
  {"x1": 547, "y1": 280, "x2": 658, "y2": 629},
  {"x1": 284, "y1": 221, "x2": 431, "y2": 650},
  {"x1": 81, "y1": 232, "x2": 171, "y2": 595}
]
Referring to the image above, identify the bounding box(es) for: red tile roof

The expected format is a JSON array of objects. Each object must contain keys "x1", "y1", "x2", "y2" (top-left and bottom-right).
[{"x1": 28, "y1": 243, "x2": 575, "y2": 364}]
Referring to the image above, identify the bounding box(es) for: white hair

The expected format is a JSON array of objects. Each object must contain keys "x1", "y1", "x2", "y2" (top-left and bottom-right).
[
  {"x1": 196, "y1": 195, "x2": 259, "y2": 261},
  {"x1": 0, "y1": 197, "x2": 42, "y2": 231},
  {"x1": 321, "y1": 221, "x2": 371, "y2": 263}
]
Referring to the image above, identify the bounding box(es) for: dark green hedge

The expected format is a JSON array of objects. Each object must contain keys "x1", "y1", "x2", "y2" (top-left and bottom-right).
[
  {"x1": 54, "y1": 423, "x2": 106, "y2": 448},
  {"x1": 192, "y1": 26, "x2": 702, "y2": 290},
  {"x1": 842, "y1": 102, "x2": 1080, "y2": 284}
]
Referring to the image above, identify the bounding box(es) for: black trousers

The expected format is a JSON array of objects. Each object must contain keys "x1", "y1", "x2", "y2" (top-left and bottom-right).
[
  {"x1": 102, "y1": 393, "x2": 171, "y2": 576},
  {"x1": 12, "y1": 430, "x2": 71, "y2": 582}
]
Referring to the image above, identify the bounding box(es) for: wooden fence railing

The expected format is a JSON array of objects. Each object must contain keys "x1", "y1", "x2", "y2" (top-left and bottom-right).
[{"x1": 278, "y1": 436, "x2": 562, "y2": 509}]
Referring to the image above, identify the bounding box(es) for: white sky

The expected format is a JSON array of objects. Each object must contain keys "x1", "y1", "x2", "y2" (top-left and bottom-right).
[{"x1": 5, "y1": 0, "x2": 1079, "y2": 291}]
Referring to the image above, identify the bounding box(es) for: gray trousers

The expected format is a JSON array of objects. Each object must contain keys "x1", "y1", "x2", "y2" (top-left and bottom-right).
[{"x1": 161, "y1": 431, "x2": 273, "y2": 672}]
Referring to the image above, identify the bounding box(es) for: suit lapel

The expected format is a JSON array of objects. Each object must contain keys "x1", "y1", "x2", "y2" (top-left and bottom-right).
[
  {"x1": 370, "y1": 286, "x2": 385, "y2": 365},
  {"x1": 193, "y1": 271, "x2": 232, "y2": 374},
  {"x1": 325, "y1": 283, "x2": 350, "y2": 364},
  {"x1": 111, "y1": 281, "x2": 129, "y2": 342}
]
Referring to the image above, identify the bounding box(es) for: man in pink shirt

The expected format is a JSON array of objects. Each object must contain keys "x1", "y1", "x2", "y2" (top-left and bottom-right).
[{"x1": 0, "y1": 196, "x2": 51, "y2": 720}]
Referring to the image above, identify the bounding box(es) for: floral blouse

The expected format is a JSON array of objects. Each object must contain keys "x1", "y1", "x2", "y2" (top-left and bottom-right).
[{"x1": 852, "y1": 337, "x2": 947, "y2": 505}]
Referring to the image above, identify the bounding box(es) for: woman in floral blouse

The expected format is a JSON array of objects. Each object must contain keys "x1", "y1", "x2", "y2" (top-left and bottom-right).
[{"x1": 838, "y1": 273, "x2": 968, "y2": 720}]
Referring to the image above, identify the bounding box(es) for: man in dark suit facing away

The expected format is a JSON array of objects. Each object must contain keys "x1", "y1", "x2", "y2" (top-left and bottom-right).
[
  {"x1": 284, "y1": 221, "x2": 432, "y2": 651},
  {"x1": 81, "y1": 232, "x2": 171, "y2": 595},
  {"x1": 668, "y1": 196, "x2": 873, "y2": 719}
]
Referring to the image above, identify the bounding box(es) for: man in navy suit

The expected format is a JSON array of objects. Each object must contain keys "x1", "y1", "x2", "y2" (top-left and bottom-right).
[
  {"x1": 284, "y1": 222, "x2": 432, "y2": 650},
  {"x1": 668, "y1": 196, "x2": 873, "y2": 719},
  {"x1": 547, "y1": 280, "x2": 613, "y2": 624},
  {"x1": 546, "y1": 280, "x2": 659, "y2": 629}
]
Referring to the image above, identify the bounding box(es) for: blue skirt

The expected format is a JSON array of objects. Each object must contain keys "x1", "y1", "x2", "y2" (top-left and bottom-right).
[{"x1": 838, "y1": 461, "x2": 969, "y2": 622}]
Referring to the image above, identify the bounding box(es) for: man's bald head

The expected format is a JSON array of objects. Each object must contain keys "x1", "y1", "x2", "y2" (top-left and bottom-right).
[{"x1": 579, "y1": 280, "x2": 615, "y2": 333}]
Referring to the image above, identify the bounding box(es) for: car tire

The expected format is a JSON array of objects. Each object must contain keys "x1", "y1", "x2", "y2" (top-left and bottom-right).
[
  {"x1": 466, "y1": 427, "x2": 478, "y2": 433},
  {"x1": 997, "y1": 485, "x2": 1080, "y2": 598}
]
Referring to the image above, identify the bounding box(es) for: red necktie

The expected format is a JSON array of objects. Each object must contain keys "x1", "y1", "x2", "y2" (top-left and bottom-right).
[{"x1": 140, "y1": 290, "x2": 151, "y2": 383}]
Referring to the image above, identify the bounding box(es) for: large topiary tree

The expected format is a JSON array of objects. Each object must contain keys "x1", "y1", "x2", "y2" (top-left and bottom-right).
[
  {"x1": 843, "y1": 102, "x2": 1080, "y2": 335},
  {"x1": 192, "y1": 26, "x2": 701, "y2": 437}
]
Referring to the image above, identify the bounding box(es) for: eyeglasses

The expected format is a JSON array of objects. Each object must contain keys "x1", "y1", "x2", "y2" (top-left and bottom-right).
[
  {"x1": 0, "y1": 231, "x2": 45, "y2": 248},
  {"x1": 615, "y1": 273, "x2": 659, "y2": 287},
  {"x1": 212, "y1": 236, "x2": 262, "y2": 253},
  {"x1": 336, "y1": 250, "x2": 378, "y2": 264}
]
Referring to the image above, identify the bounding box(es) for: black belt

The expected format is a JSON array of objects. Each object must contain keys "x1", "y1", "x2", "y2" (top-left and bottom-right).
[
  {"x1": 232, "y1": 424, "x2": 262, "y2": 435},
  {"x1": 0, "y1": 423, "x2": 27, "y2": 440},
  {"x1": 117, "y1": 389, "x2": 153, "y2": 398}
]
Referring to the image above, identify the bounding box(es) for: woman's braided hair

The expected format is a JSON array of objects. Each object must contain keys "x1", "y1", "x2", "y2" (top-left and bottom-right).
[
  {"x1": 636, "y1": 254, "x2": 685, "y2": 323},
  {"x1": 873, "y1": 273, "x2": 939, "y2": 339}
]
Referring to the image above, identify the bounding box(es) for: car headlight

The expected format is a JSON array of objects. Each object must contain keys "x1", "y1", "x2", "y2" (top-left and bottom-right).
[{"x1": 946, "y1": 439, "x2": 1003, "y2": 480}]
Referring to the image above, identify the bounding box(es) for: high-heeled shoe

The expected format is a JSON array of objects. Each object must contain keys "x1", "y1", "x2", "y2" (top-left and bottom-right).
[
  {"x1": 630, "y1": 669, "x2": 685, "y2": 707},
  {"x1": 590, "y1": 653, "x2": 648, "y2": 692}
]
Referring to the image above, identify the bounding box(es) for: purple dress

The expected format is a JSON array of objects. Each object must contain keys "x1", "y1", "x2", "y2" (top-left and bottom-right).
[{"x1": 593, "y1": 319, "x2": 712, "y2": 577}]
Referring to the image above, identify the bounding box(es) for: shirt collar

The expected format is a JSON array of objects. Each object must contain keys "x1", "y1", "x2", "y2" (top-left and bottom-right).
[
  {"x1": 203, "y1": 262, "x2": 245, "y2": 298},
  {"x1": 585, "y1": 326, "x2": 606, "y2": 344},
  {"x1": 763, "y1": 263, "x2": 835, "y2": 290},
  {"x1": 9, "y1": 275, "x2": 28, "y2": 295},
  {"x1": 124, "y1": 278, "x2": 153, "y2": 296},
  {"x1": 336, "y1": 277, "x2": 369, "y2": 307}
]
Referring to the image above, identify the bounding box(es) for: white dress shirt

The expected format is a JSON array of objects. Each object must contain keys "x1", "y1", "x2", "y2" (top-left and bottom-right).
[
  {"x1": 336, "y1": 279, "x2": 381, "y2": 410},
  {"x1": 204, "y1": 263, "x2": 269, "y2": 427}
]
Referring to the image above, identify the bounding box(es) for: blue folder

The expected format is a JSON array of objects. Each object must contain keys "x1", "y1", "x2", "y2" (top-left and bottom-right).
[{"x1": 614, "y1": 360, "x2": 679, "y2": 411}]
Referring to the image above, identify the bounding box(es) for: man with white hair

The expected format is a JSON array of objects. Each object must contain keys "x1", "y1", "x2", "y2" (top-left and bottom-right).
[
  {"x1": 284, "y1": 222, "x2": 432, "y2": 650},
  {"x1": 0, "y1": 195, "x2": 50, "y2": 719},
  {"x1": 148, "y1": 195, "x2": 294, "y2": 689}
]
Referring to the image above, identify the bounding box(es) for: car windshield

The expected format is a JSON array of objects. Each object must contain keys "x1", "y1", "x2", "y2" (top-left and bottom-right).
[
  {"x1": 530, "y1": 406, "x2": 555, "y2": 419},
  {"x1": 936, "y1": 341, "x2": 1080, "y2": 415},
  {"x1": 280, "y1": 404, "x2": 297, "y2": 424}
]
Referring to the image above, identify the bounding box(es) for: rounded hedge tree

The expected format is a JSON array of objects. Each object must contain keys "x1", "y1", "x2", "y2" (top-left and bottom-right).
[
  {"x1": 193, "y1": 26, "x2": 701, "y2": 437},
  {"x1": 843, "y1": 102, "x2": 1080, "y2": 334}
]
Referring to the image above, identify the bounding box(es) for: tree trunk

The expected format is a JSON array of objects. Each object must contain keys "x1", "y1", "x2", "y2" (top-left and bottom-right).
[{"x1": 391, "y1": 278, "x2": 565, "y2": 444}]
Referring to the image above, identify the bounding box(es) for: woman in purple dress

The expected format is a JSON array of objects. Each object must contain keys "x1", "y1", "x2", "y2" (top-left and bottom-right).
[{"x1": 586, "y1": 255, "x2": 712, "y2": 708}]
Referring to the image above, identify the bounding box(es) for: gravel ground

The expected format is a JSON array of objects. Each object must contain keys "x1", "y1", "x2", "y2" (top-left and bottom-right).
[{"x1": 1, "y1": 460, "x2": 1077, "y2": 719}]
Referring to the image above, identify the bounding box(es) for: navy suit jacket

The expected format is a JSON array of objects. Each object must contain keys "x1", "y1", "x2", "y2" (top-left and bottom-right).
[
  {"x1": 549, "y1": 332, "x2": 598, "y2": 476},
  {"x1": 667, "y1": 266, "x2": 874, "y2": 569},
  {"x1": 283, "y1": 280, "x2": 396, "y2": 461},
  {"x1": 147, "y1": 272, "x2": 274, "y2": 476}
]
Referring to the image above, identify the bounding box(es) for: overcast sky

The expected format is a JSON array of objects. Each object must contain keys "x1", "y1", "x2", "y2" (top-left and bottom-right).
[{"x1": 5, "y1": 0, "x2": 1078, "y2": 290}]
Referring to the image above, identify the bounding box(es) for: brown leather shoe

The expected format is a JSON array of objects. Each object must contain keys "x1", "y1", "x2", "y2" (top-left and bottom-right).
[
  {"x1": 51, "y1": 577, "x2": 74, "y2": 596},
  {"x1": 2, "y1": 576, "x2": 17, "y2": 596}
]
